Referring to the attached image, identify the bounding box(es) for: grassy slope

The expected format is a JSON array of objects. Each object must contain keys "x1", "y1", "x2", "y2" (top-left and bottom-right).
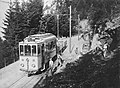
[{"x1": 34, "y1": 49, "x2": 119, "y2": 88}]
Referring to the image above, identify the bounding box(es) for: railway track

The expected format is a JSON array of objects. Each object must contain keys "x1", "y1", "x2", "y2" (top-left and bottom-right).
[
  {"x1": 8, "y1": 73, "x2": 27, "y2": 88},
  {"x1": 20, "y1": 76, "x2": 35, "y2": 88},
  {"x1": 7, "y1": 72, "x2": 45, "y2": 88}
]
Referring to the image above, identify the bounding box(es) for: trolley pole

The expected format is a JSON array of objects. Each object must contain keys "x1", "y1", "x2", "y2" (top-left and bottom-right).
[{"x1": 69, "y1": 5, "x2": 72, "y2": 53}]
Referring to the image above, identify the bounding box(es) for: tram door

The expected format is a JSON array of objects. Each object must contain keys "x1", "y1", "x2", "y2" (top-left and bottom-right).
[{"x1": 41, "y1": 44, "x2": 45, "y2": 67}]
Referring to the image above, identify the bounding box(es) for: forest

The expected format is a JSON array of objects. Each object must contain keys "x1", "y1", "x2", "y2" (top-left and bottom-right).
[{"x1": 0, "y1": 0, "x2": 77, "y2": 68}]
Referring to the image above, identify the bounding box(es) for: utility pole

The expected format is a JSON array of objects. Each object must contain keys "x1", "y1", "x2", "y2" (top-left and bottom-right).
[
  {"x1": 69, "y1": 5, "x2": 72, "y2": 53},
  {"x1": 78, "y1": 14, "x2": 80, "y2": 40},
  {"x1": 57, "y1": 14, "x2": 59, "y2": 39},
  {"x1": 56, "y1": 0, "x2": 60, "y2": 39}
]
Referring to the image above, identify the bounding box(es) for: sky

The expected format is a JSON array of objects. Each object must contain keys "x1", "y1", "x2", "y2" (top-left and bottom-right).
[
  {"x1": 0, "y1": 0, "x2": 26, "y2": 39},
  {"x1": 0, "y1": 0, "x2": 9, "y2": 38}
]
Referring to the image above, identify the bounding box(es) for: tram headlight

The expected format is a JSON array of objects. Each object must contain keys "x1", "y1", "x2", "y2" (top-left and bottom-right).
[
  {"x1": 20, "y1": 64, "x2": 24, "y2": 67},
  {"x1": 33, "y1": 59, "x2": 35, "y2": 62},
  {"x1": 32, "y1": 64, "x2": 36, "y2": 68},
  {"x1": 22, "y1": 59, "x2": 24, "y2": 61}
]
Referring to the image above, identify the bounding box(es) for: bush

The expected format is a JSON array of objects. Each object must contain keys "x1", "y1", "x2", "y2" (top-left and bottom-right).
[{"x1": 34, "y1": 51, "x2": 119, "y2": 88}]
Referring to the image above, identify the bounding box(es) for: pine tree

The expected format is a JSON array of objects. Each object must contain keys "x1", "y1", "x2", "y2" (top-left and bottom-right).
[
  {"x1": 2, "y1": 0, "x2": 22, "y2": 62},
  {"x1": 2, "y1": 0, "x2": 43, "y2": 64},
  {"x1": 43, "y1": 0, "x2": 77, "y2": 37},
  {"x1": 25, "y1": 0, "x2": 43, "y2": 35},
  {"x1": 0, "y1": 37, "x2": 4, "y2": 68}
]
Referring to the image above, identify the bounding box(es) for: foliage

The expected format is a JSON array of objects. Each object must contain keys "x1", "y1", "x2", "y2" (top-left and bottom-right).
[
  {"x1": 34, "y1": 50, "x2": 119, "y2": 88},
  {"x1": 1, "y1": 0, "x2": 43, "y2": 68},
  {"x1": 0, "y1": 38, "x2": 12, "y2": 68},
  {"x1": 42, "y1": 0, "x2": 77, "y2": 37},
  {"x1": 25, "y1": 0, "x2": 43, "y2": 34},
  {"x1": 69, "y1": 0, "x2": 120, "y2": 26},
  {"x1": 2, "y1": 0, "x2": 21, "y2": 62},
  {"x1": 34, "y1": 26, "x2": 120, "y2": 87},
  {"x1": 33, "y1": 1, "x2": 120, "y2": 88},
  {"x1": 0, "y1": 37, "x2": 4, "y2": 68},
  {"x1": 43, "y1": 0, "x2": 120, "y2": 37},
  {"x1": 33, "y1": 20, "x2": 120, "y2": 88}
]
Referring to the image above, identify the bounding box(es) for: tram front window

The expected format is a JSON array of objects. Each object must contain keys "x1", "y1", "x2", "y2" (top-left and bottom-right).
[
  {"x1": 38, "y1": 45, "x2": 41, "y2": 55},
  {"x1": 20, "y1": 45, "x2": 24, "y2": 56},
  {"x1": 32, "y1": 45, "x2": 36, "y2": 56},
  {"x1": 25, "y1": 45, "x2": 31, "y2": 55}
]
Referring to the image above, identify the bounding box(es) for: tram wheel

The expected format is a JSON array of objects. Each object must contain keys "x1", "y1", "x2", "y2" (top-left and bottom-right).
[
  {"x1": 28, "y1": 73, "x2": 32, "y2": 77},
  {"x1": 36, "y1": 69, "x2": 42, "y2": 74}
]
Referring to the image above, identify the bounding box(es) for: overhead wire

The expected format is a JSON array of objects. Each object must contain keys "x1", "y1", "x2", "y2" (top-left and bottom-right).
[{"x1": 76, "y1": 0, "x2": 81, "y2": 10}]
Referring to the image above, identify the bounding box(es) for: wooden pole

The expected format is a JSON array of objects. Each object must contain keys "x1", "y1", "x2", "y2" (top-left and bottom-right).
[
  {"x1": 69, "y1": 5, "x2": 71, "y2": 53},
  {"x1": 57, "y1": 14, "x2": 59, "y2": 39},
  {"x1": 78, "y1": 14, "x2": 80, "y2": 40}
]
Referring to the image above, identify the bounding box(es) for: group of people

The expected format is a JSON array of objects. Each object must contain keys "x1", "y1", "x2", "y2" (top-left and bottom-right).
[
  {"x1": 78, "y1": 20, "x2": 113, "y2": 58},
  {"x1": 45, "y1": 54, "x2": 64, "y2": 77},
  {"x1": 90, "y1": 23, "x2": 113, "y2": 59}
]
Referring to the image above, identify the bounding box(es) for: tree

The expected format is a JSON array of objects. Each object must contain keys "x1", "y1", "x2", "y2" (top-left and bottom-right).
[
  {"x1": 25, "y1": 0, "x2": 43, "y2": 35},
  {"x1": 2, "y1": 0, "x2": 24, "y2": 62},
  {"x1": 2, "y1": 0, "x2": 43, "y2": 65},
  {"x1": 43, "y1": 0, "x2": 77, "y2": 37},
  {"x1": 0, "y1": 37, "x2": 4, "y2": 68}
]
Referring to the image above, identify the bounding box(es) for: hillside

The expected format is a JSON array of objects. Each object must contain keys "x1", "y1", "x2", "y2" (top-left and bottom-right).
[{"x1": 34, "y1": 48, "x2": 119, "y2": 88}]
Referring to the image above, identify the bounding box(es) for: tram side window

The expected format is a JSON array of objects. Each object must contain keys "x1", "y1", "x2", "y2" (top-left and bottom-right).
[
  {"x1": 48, "y1": 43, "x2": 51, "y2": 50},
  {"x1": 45, "y1": 44, "x2": 48, "y2": 51},
  {"x1": 47, "y1": 41, "x2": 55, "y2": 50},
  {"x1": 46, "y1": 41, "x2": 55, "y2": 50},
  {"x1": 53, "y1": 40, "x2": 56, "y2": 48},
  {"x1": 32, "y1": 45, "x2": 36, "y2": 56},
  {"x1": 51, "y1": 41, "x2": 53, "y2": 49},
  {"x1": 51, "y1": 41, "x2": 56, "y2": 49},
  {"x1": 51, "y1": 41, "x2": 54, "y2": 49},
  {"x1": 49, "y1": 42, "x2": 52, "y2": 50},
  {"x1": 25, "y1": 45, "x2": 31, "y2": 55},
  {"x1": 20, "y1": 45, "x2": 24, "y2": 56}
]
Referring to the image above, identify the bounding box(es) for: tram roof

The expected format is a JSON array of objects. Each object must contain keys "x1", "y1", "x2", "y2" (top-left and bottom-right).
[
  {"x1": 29, "y1": 33, "x2": 56, "y2": 39},
  {"x1": 19, "y1": 33, "x2": 56, "y2": 44},
  {"x1": 30, "y1": 33, "x2": 54, "y2": 37}
]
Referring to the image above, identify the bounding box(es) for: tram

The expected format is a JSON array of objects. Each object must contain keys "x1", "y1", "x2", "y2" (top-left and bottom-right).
[{"x1": 19, "y1": 33, "x2": 58, "y2": 75}]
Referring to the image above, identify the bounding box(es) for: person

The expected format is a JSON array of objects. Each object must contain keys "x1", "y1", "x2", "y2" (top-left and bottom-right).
[
  {"x1": 75, "y1": 47, "x2": 78, "y2": 54},
  {"x1": 103, "y1": 43, "x2": 108, "y2": 57},
  {"x1": 53, "y1": 55, "x2": 64, "y2": 70},
  {"x1": 53, "y1": 54, "x2": 64, "y2": 74},
  {"x1": 49, "y1": 58, "x2": 54, "y2": 68},
  {"x1": 58, "y1": 54, "x2": 64, "y2": 67},
  {"x1": 90, "y1": 33, "x2": 102, "y2": 50},
  {"x1": 45, "y1": 58, "x2": 54, "y2": 77},
  {"x1": 49, "y1": 58, "x2": 54, "y2": 75}
]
